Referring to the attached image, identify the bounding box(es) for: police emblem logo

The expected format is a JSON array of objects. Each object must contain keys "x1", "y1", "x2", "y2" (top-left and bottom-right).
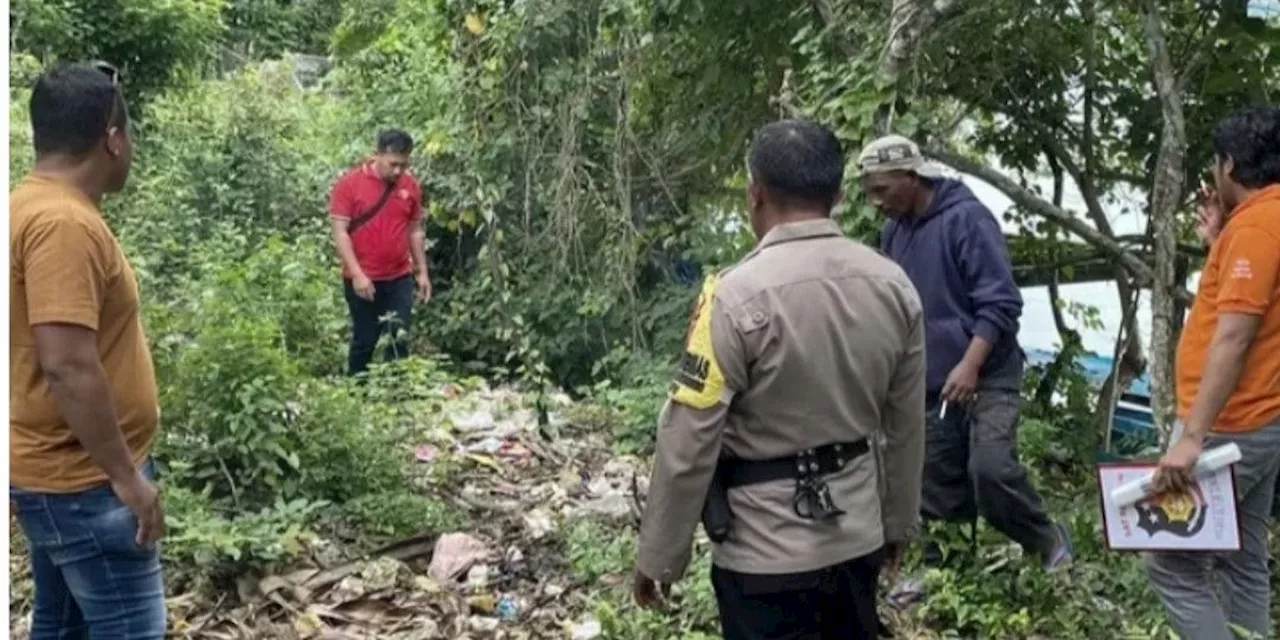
[{"x1": 1134, "y1": 485, "x2": 1208, "y2": 538}]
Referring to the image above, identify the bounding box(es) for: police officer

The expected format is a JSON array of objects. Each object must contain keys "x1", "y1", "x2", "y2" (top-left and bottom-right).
[{"x1": 633, "y1": 119, "x2": 927, "y2": 639}]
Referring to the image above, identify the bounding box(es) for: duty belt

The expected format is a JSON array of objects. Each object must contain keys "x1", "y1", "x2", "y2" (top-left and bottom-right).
[{"x1": 719, "y1": 439, "x2": 870, "y2": 521}]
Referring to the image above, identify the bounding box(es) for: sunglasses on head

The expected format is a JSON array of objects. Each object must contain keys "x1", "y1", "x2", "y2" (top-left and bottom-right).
[{"x1": 90, "y1": 60, "x2": 120, "y2": 86}]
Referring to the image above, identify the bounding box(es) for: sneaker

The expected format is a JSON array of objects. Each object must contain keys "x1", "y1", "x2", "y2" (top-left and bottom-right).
[
  {"x1": 884, "y1": 575, "x2": 926, "y2": 610},
  {"x1": 1042, "y1": 521, "x2": 1074, "y2": 571}
]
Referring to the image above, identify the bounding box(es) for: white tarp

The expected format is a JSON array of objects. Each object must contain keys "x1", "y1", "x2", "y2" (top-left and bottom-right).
[{"x1": 1248, "y1": 0, "x2": 1280, "y2": 19}]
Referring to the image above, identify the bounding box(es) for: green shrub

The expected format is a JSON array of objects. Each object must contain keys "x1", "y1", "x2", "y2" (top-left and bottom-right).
[
  {"x1": 561, "y1": 520, "x2": 720, "y2": 639},
  {"x1": 163, "y1": 483, "x2": 327, "y2": 576},
  {"x1": 147, "y1": 233, "x2": 444, "y2": 573},
  {"x1": 107, "y1": 62, "x2": 357, "y2": 302},
  {"x1": 338, "y1": 491, "x2": 470, "y2": 544}
]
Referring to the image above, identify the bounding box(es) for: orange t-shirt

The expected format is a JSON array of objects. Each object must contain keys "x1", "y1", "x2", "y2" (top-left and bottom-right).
[
  {"x1": 1175, "y1": 184, "x2": 1280, "y2": 432},
  {"x1": 9, "y1": 173, "x2": 159, "y2": 492}
]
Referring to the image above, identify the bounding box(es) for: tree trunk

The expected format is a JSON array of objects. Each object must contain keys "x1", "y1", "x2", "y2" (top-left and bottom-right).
[
  {"x1": 1034, "y1": 152, "x2": 1084, "y2": 412},
  {"x1": 1142, "y1": 0, "x2": 1188, "y2": 439}
]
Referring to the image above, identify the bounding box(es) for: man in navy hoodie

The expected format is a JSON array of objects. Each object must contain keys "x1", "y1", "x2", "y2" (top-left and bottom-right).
[{"x1": 857, "y1": 135, "x2": 1072, "y2": 606}]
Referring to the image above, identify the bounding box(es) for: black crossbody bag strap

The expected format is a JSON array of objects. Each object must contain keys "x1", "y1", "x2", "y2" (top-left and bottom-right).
[{"x1": 346, "y1": 181, "x2": 398, "y2": 235}]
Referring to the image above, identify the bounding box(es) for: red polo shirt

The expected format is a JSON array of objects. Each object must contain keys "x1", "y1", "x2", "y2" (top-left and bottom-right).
[{"x1": 328, "y1": 164, "x2": 424, "y2": 281}]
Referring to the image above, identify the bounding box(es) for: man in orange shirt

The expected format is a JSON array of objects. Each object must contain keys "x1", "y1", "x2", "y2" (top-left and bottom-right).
[
  {"x1": 1145, "y1": 106, "x2": 1280, "y2": 640},
  {"x1": 10, "y1": 62, "x2": 166, "y2": 639}
]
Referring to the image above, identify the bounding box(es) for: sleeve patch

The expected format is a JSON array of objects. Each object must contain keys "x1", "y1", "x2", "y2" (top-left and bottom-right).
[{"x1": 670, "y1": 275, "x2": 726, "y2": 410}]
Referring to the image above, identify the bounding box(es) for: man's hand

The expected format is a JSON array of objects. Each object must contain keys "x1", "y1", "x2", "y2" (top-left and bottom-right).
[
  {"x1": 941, "y1": 361, "x2": 979, "y2": 404},
  {"x1": 632, "y1": 569, "x2": 671, "y2": 610},
  {"x1": 415, "y1": 271, "x2": 432, "y2": 303},
  {"x1": 1195, "y1": 183, "x2": 1224, "y2": 246},
  {"x1": 351, "y1": 274, "x2": 375, "y2": 301},
  {"x1": 111, "y1": 472, "x2": 165, "y2": 548},
  {"x1": 1153, "y1": 435, "x2": 1204, "y2": 496}
]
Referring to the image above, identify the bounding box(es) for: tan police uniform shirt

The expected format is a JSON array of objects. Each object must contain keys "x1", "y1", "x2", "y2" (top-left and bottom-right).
[
  {"x1": 637, "y1": 218, "x2": 926, "y2": 580},
  {"x1": 10, "y1": 173, "x2": 160, "y2": 492}
]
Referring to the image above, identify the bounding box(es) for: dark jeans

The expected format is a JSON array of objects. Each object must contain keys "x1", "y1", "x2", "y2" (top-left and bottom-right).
[
  {"x1": 920, "y1": 388, "x2": 1056, "y2": 566},
  {"x1": 10, "y1": 459, "x2": 166, "y2": 640},
  {"x1": 712, "y1": 548, "x2": 886, "y2": 640},
  {"x1": 343, "y1": 275, "x2": 414, "y2": 376}
]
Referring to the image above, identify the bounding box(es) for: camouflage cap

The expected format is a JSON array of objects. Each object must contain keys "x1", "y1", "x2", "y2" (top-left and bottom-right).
[{"x1": 856, "y1": 135, "x2": 944, "y2": 178}]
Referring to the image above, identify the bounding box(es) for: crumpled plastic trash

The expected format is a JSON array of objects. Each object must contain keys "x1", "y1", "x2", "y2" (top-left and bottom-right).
[
  {"x1": 571, "y1": 617, "x2": 602, "y2": 640},
  {"x1": 466, "y1": 563, "x2": 491, "y2": 590},
  {"x1": 426, "y1": 533, "x2": 490, "y2": 583},
  {"x1": 469, "y1": 616, "x2": 500, "y2": 633},
  {"x1": 522, "y1": 509, "x2": 555, "y2": 540},
  {"x1": 454, "y1": 411, "x2": 496, "y2": 433}
]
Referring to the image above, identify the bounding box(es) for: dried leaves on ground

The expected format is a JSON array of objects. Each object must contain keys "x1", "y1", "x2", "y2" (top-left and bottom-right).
[{"x1": 9, "y1": 382, "x2": 641, "y2": 640}]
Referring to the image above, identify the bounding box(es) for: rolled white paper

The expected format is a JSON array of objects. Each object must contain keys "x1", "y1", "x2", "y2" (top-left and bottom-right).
[{"x1": 1109, "y1": 442, "x2": 1242, "y2": 509}]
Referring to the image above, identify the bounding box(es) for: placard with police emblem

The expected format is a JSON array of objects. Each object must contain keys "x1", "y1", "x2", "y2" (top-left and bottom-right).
[{"x1": 1097, "y1": 463, "x2": 1240, "y2": 551}]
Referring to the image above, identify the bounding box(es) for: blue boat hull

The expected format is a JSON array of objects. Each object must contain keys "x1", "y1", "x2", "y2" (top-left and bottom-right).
[{"x1": 1025, "y1": 348, "x2": 1156, "y2": 446}]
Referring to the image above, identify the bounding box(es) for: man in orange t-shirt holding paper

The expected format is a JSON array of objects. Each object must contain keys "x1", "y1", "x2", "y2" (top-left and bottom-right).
[{"x1": 1144, "y1": 106, "x2": 1280, "y2": 640}]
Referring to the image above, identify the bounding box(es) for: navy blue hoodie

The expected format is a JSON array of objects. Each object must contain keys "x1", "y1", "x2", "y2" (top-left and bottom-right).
[{"x1": 880, "y1": 178, "x2": 1024, "y2": 393}]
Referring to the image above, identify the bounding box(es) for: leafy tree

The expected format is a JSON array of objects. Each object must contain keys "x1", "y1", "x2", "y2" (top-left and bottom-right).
[
  {"x1": 10, "y1": 0, "x2": 226, "y2": 106},
  {"x1": 223, "y1": 0, "x2": 344, "y2": 59},
  {"x1": 792, "y1": 0, "x2": 1280, "y2": 441}
]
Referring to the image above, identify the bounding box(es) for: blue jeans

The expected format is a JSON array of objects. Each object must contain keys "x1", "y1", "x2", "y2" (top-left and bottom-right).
[{"x1": 10, "y1": 459, "x2": 166, "y2": 640}]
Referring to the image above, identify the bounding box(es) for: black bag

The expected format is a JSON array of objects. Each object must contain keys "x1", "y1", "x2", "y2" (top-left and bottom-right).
[{"x1": 346, "y1": 181, "x2": 398, "y2": 235}]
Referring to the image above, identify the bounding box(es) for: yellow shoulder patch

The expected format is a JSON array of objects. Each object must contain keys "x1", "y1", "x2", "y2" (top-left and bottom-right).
[{"x1": 671, "y1": 275, "x2": 726, "y2": 410}]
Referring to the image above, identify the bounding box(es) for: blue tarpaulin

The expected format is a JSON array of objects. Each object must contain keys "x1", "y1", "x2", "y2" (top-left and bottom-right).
[
  {"x1": 1025, "y1": 348, "x2": 1157, "y2": 450},
  {"x1": 1024, "y1": 348, "x2": 1152, "y2": 398}
]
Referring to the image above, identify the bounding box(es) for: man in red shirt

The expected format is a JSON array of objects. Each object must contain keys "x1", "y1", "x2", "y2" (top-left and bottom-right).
[{"x1": 328, "y1": 129, "x2": 431, "y2": 376}]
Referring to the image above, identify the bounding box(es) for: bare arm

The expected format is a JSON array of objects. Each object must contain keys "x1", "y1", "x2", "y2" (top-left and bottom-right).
[
  {"x1": 958, "y1": 335, "x2": 994, "y2": 372},
  {"x1": 410, "y1": 224, "x2": 429, "y2": 278},
  {"x1": 1181, "y1": 313, "x2": 1260, "y2": 442},
  {"x1": 881, "y1": 295, "x2": 926, "y2": 544},
  {"x1": 33, "y1": 323, "x2": 137, "y2": 483},
  {"x1": 329, "y1": 217, "x2": 366, "y2": 280}
]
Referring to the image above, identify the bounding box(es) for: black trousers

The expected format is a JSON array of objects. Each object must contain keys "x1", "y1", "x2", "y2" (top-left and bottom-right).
[
  {"x1": 343, "y1": 275, "x2": 414, "y2": 376},
  {"x1": 919, "y1": 388, "x2": 1056, "y2": 566},
  {"x1": 712, "y1": 547, "x2": 886, "y2": 640}
]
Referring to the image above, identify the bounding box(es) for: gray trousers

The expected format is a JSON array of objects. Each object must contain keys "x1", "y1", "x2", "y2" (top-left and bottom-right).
[
  {"x1": 920, "y1": 388, "x2": 1057, "y2": 564},
  {"x1": 1143, "y1": 418, "x2": 1280, "y2": 640}
]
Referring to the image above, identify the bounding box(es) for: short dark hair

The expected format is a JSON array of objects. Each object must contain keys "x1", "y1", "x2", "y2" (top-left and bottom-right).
[
  {"x1": 1211, "y1": 106, "x2": 1280, "y2": 189},
  {"x1": 30, "y1": 63, "x2": 127, "y2": 156},
  {"x1": 747, "y1": 119, "x2": 844, "y2": 208},
  {"x1": 376, "y1": 129, "x2": 414, "y2": 155}
]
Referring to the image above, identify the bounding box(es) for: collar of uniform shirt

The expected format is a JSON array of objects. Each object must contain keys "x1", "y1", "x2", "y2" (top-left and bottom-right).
[{"x1": 757, "y1": 218, "x2": 842, "y2": 250}]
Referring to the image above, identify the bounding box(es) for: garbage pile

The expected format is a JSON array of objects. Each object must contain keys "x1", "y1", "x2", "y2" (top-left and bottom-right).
[{"x1": 11, "y1": 381, "x2": 645, "y2": 640}]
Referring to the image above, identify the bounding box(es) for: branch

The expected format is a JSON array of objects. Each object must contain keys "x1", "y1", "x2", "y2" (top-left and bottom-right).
[
  {"x1": 1042, "y1": 136, "x2": 1113, "y2": 236},
  {"x1": 809, "y1": 0, "x2": 858, "y2": 58},
  {"x1": 1175, "y1": 4, "x2": 1221, "y2": 92},
  {"x1": 880, "y1": 0, "x2": 966, "y2": 86},
  {"x1": 926, "y1": 143, "x2": 1196, "y2": 304},
  {"x1": 1098, "y1": 170, "x2": 1148, "y2": 187},
  {"x1": 925, "y1": 144, "x2": 1151, "y2": 280},
  {"x1": 1082, "y1": 0, "x2": 1097, "y2": 188}
]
